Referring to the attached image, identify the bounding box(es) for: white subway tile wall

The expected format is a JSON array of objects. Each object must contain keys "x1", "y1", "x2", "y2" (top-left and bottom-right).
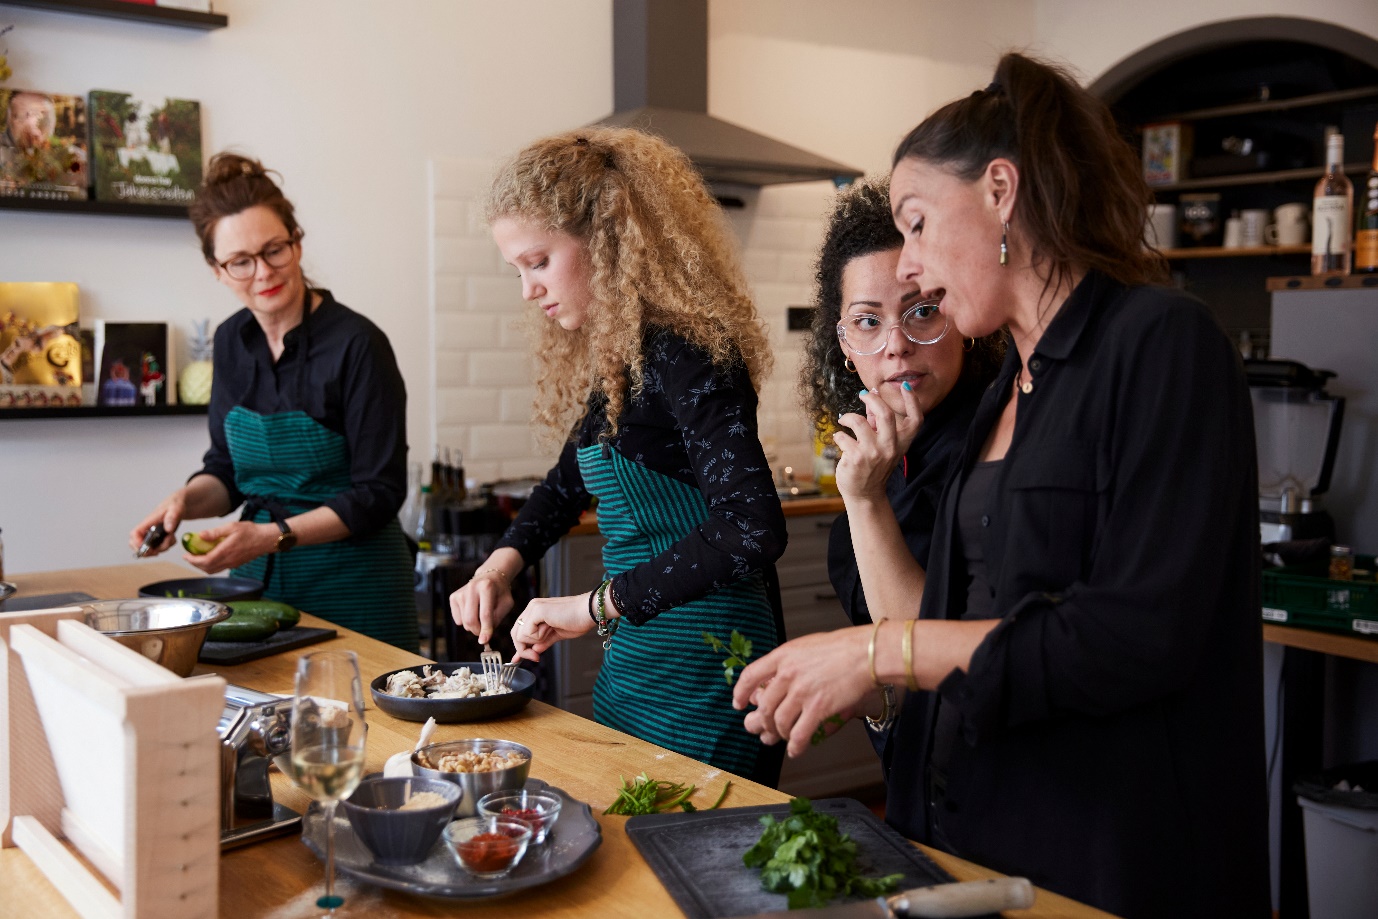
[{"x1": 429, "y1": 158, "x2": 840, "y2": 483}]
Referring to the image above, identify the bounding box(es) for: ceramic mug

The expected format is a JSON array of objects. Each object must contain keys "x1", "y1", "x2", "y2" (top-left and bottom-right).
[
  {"x1": 1223, "y1": 217, "x2": 1244, "y2": 249},
  {"x1": 1239, "y1": 209, "x2": 1269, "y2": 248},
  {"x1": 1146, "y1": 203, "x2": 1177, "y2": 249},
  {"x1": 1265, "y1": 203, "x2": 1309, "y2": 246}
]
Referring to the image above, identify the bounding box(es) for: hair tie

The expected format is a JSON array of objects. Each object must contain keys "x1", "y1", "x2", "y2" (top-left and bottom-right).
[{"x1": 574, "y1": 137, "x2": 589, "y2": 146}]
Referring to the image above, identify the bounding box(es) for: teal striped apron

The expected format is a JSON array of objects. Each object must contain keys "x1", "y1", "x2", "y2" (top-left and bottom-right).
[
  {"x1": 579, "y1": 444, "x2": 779, "y2": 777},
  {"x1": 225, "y1": 406, "x2": 418, "y2": 652}
]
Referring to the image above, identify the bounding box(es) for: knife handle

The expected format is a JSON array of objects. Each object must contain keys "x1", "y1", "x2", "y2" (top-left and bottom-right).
[
  {"x1": 136, "y1": 523, "x2": 168, "y2": 558},
  {"x1": 890, "y1": 877, "x2": 1035, "y2": 918}
]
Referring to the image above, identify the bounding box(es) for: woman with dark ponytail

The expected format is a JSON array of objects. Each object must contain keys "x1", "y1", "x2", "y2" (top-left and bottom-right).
[
  {"x1": 736, "y1": 53, "x2": 1268, "y2": 917},
  {"x1": 130, "y1": 152, "x2": 417, "y2": 652}
]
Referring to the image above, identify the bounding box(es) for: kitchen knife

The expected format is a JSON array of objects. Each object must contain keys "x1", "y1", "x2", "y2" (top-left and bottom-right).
[{"x1": 746, "y1": 877, "x2": 1035, "y2": 919}]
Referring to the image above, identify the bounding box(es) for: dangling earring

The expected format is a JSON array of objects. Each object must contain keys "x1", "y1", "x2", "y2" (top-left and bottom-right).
[
  {"x1": 964, "y1": 337, "x2": 975, "y2": 352},
  {"x1": 999, "y1": 221, "x2": 1009, "y2": 267},
  {"x1": 843, "y1": 358, "x2": 857, "y2": 373}
]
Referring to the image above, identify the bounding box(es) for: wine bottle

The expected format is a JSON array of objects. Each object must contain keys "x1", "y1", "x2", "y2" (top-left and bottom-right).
[
  {"x1": 1311, "y1": 130, "x2": 1353, "y2": 276},
  {"x1": 1355, "y1": 122, "x2": 1378, "y2": 273}
]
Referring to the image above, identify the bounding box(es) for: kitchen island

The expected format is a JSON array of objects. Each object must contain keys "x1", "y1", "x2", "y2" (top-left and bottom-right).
[{"x1": 0, "y1": 562, "x2": 1115, "y2": 919}]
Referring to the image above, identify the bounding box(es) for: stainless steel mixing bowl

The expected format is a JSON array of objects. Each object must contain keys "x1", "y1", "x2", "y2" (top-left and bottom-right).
[{"x1": 81, "y1": 598, "x2": 231, "y2": 677}]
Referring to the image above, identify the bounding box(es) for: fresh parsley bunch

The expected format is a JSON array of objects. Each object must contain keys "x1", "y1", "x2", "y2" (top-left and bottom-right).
[
  {"x1": 703, "y1": 629, "x2": 753, "y2": 684},
  {"x1": 743, "y1": 798, "x2": 903, "y2": 909}
]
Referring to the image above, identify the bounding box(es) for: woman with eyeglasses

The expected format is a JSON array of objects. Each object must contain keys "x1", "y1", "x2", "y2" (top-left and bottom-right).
[
  {"x1": 130, "y1": 152, "x2": 417, "y2": 651},
  {"x1": 800, "y1": 177, "x2": 1002, "y2": 759},
  {"x1": 449, "y1": 127, "x2": 788, "y2": 784},
  {"x1": 735, "y1": 53, "x2": 1267, "y2": 918}
]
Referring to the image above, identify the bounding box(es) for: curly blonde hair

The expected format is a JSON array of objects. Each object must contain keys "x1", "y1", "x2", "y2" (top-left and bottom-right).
[{"x1": 486, "y1": 126, "x2": 771, "y2": 445}]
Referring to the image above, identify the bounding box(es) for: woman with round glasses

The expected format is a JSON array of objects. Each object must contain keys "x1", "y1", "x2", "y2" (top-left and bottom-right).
[
  {"x1": 130, "y1": 152, "x2": 417, "y2": 651},
  {"x1": 449, "y1": 127, "x2": 787, "y2": 784},
  {"x1": 803, "y1": 178, "x2": 1002, "y2": 639}
]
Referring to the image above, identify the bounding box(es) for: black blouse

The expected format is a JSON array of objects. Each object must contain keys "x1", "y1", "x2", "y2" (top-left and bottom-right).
[
  {"x1": 496, "y1": 328, "x2": 787, "y2": 626},
  {"x1": 886, "y1": 272, "x2": 1270, "y2": 918},
  {"x1": 826, "y1": 374, "x2": 986, "y2": 626},
  {"x1": 194, "y1": 290, "x2": 409, "y2": 536}
]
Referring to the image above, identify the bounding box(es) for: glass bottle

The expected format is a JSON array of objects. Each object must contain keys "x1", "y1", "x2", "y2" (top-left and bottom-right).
[
  {"x1": 1329, "y1": 544, "x2": 1354, "y2": 582},
  {"x1": 414, "y1": 484, "x2": 435, "y2": 551},
  {"x1": 398, "y1": 461, "x2": 423, "y2": 539},
  {"x1": 1311, "y1": 130, "x2": 1353, "y2": 276},
  {"x1": 1355, "y1": 121, "x2": 1378, "y2": 273}
]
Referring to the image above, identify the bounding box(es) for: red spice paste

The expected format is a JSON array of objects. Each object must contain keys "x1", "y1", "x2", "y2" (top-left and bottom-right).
[{"x1": 457, "y1": 832, "x2": 519, "y2": 873}]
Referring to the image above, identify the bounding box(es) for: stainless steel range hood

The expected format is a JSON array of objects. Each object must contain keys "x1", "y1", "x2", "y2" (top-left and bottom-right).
[{"x1": 592, "y1": 0, "x2": 862, "y2": 188}]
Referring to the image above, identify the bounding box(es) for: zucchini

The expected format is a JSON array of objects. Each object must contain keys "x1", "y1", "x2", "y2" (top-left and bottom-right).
[
  {"x1": 227, "y1": 599, "x2": 301, "y2": 630},
  {"x1": 207, "y1": 609, "x2": 279, "y2": 643},
  {"x1": 181, "y1": 532, "x2": 220, "y2": 555}
]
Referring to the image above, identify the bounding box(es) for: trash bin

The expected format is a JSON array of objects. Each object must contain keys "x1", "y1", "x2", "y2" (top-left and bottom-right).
[{"x1": 1294, "y1": 761, "x2": 1378, "y2": 919}]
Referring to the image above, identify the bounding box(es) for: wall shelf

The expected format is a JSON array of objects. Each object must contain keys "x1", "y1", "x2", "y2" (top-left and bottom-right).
[
  {"x1": 1149, "y1": 163, "x2": 1368, "y2": 193},
  {"x1": 1267, "y1": 274, "x2": 1378, "y2": 292},
  {"x1": 0, "y1": 0, "x2": 227, "y2": 30},
  {"x1": 1162, "y1": 244, "x2": 1310, "y2": 260},
  {"x1": 1150, "y1": 85, "x2": 1378, "y2": 124},
  {"x1": 0, "y1": 404, "x2": 208, "y2": 420},
  {"x1": 0, "y1": 196, "x2": 189, "y2": 219}
]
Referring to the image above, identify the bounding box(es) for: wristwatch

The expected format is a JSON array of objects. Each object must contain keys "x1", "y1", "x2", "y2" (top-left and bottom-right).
[{"x1": 274, "y1": 520, "x2": 298, "y2": 553}]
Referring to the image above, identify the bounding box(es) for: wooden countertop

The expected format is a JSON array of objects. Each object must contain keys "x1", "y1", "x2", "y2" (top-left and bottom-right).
[
  {"x1": 0, "y1": 562, "x2": 1115, "y2": 919},
  {"x1": 567, "y1": 496, "x2": 845, "y2": 536}
]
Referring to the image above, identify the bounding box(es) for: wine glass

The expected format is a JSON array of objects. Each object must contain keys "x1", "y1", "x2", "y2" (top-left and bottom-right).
[{"x1": 289, "y1": 650, "x2": 367, "y2": 915}]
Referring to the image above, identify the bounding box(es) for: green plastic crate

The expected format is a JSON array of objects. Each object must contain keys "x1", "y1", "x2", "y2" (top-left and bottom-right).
[{"x1": 1262, "y1": 555, "x2": 1378, "y2": 638}]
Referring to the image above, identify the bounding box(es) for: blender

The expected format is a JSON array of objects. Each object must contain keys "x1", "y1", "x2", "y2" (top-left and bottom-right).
[{"x1": 1246, "y1": 359, "x2": 1345, "y2": 545}]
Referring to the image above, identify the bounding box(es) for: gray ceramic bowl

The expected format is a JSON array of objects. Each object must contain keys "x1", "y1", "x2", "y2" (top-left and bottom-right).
[
  {"x1": 340, "y1": 777, "x2": 463, "y2": 866},
  {"x1": 411, "y1": 739, "x2": 531, "y2": 817},
  {"x1": 81, "y1": 598, "x2": 231, "y2": 677}
]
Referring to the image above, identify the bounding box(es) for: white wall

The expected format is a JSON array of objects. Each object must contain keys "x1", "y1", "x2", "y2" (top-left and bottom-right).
[{"x1": 0, "y1": 0, "x2": 612, "y2": 574}]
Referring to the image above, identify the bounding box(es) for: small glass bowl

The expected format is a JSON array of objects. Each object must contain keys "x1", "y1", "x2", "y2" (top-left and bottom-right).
[
  {"x1": 443, "y1": 815, "x2": 532, "y2": 879},
  {"x1": 477, "y1": 789, "x2": 562, "y2": 845}
]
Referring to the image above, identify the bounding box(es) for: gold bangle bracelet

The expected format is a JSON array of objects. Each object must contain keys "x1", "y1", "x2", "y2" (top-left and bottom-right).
[
  {"x1": 903, "y1": 618, "x2": 919, "y2": 692},
  {"x1": 868, "y1": 619, "x2": 886, "y2": 689}
]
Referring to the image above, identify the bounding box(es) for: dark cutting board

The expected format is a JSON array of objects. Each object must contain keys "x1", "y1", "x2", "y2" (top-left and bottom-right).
[
  {"x1": 626, "y1": 797, "x2": 985, "y2": 919},
  {"x1": 0, "y1": 591, "x2": 95, "y2": 612},
  {"x1": 197, "y1": 626, "x2": 337, "y2": 665}
]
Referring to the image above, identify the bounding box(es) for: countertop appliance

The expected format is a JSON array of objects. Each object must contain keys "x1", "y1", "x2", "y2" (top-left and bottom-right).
[
  {"x1": 218, "y1": 683, "x2": 300, "y2": 848},
  {"x1": 1246, "y1": 358, "x2": 1345, "y2": 545}
]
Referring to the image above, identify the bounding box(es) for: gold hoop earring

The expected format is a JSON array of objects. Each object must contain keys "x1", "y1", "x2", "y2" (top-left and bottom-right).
[
  {"x1": 964, "y1": 337, "x2": 975, "y2": 352},
  {"x1": 1000, "y1": 221, "x2": 1009, "y2": 267},
  {"x1": 843, "y1": 358, "x2": 857, "y2": 373}
]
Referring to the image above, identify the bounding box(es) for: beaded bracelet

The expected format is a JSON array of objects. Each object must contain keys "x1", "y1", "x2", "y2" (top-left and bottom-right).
[
  {"x1": 472, "y1": 566, "x2": 511, "y2": 585},
  {"x1": 592, "y1": 579, "x2": 619, "y2": 650}
]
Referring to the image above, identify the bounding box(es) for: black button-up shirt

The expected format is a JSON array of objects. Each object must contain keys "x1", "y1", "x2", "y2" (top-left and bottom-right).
[
  {"x1": 195, "y1": 290, "x2": 408, "y2": 536},
  {"x1": 885, "y1": 272, "x2": 1270, "y2": 919}
]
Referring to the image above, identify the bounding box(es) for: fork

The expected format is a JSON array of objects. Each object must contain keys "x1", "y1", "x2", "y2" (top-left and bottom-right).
[
  {"x1": 498, "y1": 658, "x2": 520, "y2": 690},
  {"x1": 480, "y1": 643, "x2": 502, "y2": 693}
]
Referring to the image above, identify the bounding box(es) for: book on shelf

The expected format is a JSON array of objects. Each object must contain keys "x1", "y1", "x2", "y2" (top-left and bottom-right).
[
  {"x1": 93, "y1": 320, "x2": 175, "y2": 407},
  {"x1": 0, "y1": 89, "x2": 89, "y2": 201},
  {"x1": 89, "y1": 90, "x2": 202, "y2": 205},
  {"x1": 0, "y1": 282, "x2": 83, "y2": 409}
]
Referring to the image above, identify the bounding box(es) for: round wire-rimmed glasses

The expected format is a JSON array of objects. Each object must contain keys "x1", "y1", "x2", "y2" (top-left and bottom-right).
[
  {"x1": 836, "y1": 297, "x2": 949, "y2": 355},
  {"x1": 217, "y1": 238, "x2": 298, "y2": 280}
]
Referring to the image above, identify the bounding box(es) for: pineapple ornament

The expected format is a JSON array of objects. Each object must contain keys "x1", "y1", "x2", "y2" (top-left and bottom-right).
[{"x1": 179, "y1": 319, "x2": 214, "y2": 405}]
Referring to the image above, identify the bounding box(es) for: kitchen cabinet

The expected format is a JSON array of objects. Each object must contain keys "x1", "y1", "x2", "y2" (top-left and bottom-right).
[
  {"x1": 1105, "y1": 40, "x2": 1378, "y2": 352},
  {"x1": 540, "y1": 504, "x2": 883, "y2": 798}
]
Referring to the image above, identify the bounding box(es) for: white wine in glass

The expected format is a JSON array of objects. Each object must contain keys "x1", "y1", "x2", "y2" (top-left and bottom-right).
[{"x1": 290, "y1": 650, "x2": 367, "y2": 915}]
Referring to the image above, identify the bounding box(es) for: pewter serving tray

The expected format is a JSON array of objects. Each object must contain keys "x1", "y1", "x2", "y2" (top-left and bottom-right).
[
  {"x1": 625, "y1": 797, "x2": 988, "y2": 919},
  {"x1": 301, "y1": 778, "x2": 600, "y2": 899}
]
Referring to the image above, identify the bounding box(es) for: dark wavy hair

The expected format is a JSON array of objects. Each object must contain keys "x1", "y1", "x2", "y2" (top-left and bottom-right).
[
  {"x1": 799, "y1": 177, "x2": 1004, "y2": 432},
  {"x1": 893, "y1": 51, "x2": 1169, "y2": 295}
]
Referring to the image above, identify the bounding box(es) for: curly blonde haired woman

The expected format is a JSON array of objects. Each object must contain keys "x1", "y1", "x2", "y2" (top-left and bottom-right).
[{"x1": 450, "y1": 127, "x2": 788, "y2": 783}]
